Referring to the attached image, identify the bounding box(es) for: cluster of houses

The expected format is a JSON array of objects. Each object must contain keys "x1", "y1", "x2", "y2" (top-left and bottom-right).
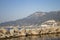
[
  {"x1": 41, "y1": 20, "x2": 58, "y2": 27},
  {"x1": 0, "y1": 20, "x2": 60, "y2": 38}
]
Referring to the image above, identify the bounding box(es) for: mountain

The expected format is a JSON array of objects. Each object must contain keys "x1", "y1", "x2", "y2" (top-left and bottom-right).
[{"x1": 0, "y1": 11, "x2": 60, "y2": 26}]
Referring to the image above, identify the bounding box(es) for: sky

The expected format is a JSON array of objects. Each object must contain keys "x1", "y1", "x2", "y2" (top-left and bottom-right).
[{"x1": 0, "y1": 0, "x2": 60, "y2": 23}]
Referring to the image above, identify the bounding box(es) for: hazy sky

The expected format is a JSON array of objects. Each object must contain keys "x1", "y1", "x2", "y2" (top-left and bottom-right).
[{"x1": 0, "y1": 0, "x2": 60, "y2": 23}]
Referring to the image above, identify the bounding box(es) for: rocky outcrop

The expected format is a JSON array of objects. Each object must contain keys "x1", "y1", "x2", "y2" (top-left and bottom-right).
[
  {"x1": 0, "y1": 28, "x2": 7, "y2": 38},
  {"x1": 19, "y1": 28, "x2": 26, "y2": 36},
  {"x1": 0, "y1": 26, "x2": 60, "y2": 38}
]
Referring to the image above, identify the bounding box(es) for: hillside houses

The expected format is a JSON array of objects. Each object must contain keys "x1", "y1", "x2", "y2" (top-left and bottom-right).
[{"x1": 41, "y1": 20, "x2": 58, "y2": 27}]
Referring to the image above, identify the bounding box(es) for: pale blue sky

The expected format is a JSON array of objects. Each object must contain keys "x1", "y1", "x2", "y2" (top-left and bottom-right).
[{"x1": 0, "y1": 0, "x2": 60, "y2": 23}]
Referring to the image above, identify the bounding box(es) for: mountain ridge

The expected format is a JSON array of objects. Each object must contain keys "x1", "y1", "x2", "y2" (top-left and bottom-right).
[{"x1": 0, "y1": 11, "x2": 60, "y2": 26}]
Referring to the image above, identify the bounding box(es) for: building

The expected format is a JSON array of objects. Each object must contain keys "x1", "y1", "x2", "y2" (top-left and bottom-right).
[{"x1": 41, "y1": 20, "x2": 57, "y2": 27}]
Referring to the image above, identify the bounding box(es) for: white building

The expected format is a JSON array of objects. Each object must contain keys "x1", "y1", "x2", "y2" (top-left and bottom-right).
[{"x1": 41, "y1": 20, "x2": 57, "y2": 27}]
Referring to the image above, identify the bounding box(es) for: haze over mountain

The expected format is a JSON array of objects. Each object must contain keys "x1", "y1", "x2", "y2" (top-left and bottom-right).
[{"x1": 0, "y1": 11, "x2": 60, "y2": 26}]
